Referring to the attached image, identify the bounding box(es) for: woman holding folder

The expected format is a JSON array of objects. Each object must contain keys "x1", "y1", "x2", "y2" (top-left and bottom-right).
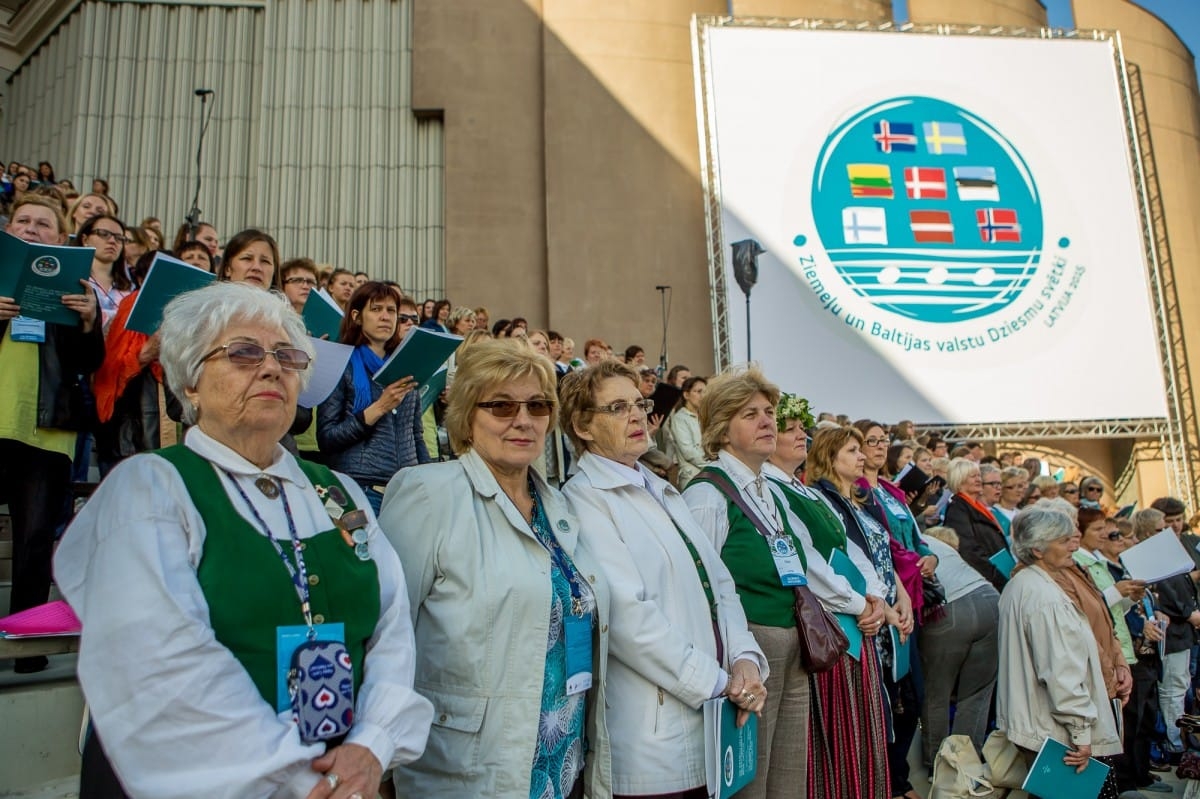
[
  {"x1": 318, "y1": 281, "x2": 429, "y2": 513},
  {"x1": 559, "y1": 360, "x2": 767, "y2": 799}
]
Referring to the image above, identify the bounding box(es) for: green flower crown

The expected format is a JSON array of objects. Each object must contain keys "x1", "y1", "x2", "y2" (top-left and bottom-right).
[{"x1": 777, "y1": 392, "x2": 814, "y2": 431}]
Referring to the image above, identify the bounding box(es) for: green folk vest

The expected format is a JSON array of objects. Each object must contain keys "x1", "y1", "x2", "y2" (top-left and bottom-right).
[
  {"x1": 768, "y1": 477, "x2": 848, "y2": 561},
  {"x1": 156, "y1": 445, "x2": 381, "y2": 707},
  {"x1": 694, "y1": 466, "x2": 805, "y2": 629}
]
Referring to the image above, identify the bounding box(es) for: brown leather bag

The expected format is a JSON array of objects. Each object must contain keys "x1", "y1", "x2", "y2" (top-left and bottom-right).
[{"x1": 696, "y1": 468, "x2": 849, "y2": 673}]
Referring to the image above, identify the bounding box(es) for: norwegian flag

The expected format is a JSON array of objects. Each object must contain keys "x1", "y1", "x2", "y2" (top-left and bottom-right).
[
  {"x1": 904, "y1": 167, "x2": 947, "y2": 200},
  {"x1": 873, "y1": 120, "x2": 918, "y2": 153},
  {"x1": 976, "y1": 208, "x2": 1021, "y2": 243}
]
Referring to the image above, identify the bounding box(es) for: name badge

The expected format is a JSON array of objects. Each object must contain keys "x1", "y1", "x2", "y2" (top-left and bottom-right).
[
  {"x1": 769, "y1": 534, "x2": 808, "y2": 587},
  {"x1": 10, "y1": 316, "x2": 46, "y2": 343},
  {"x1": 275, "y1": 622, "x2": 345, "y2": 712},
  {"x1": 564, "y1": 614, "x2": 593, "y2": 695}
]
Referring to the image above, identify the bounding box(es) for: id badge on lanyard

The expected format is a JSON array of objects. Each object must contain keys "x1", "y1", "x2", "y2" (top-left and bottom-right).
[
  {"x1": 10, "y1": 316, "x2": 46, "y2": 343},
  {"x1": 564, "y1": 613, "x2": 593, "y2": 695},
  {"x1": 769, "y1": 533, "x2": 808, "y2": 587}
]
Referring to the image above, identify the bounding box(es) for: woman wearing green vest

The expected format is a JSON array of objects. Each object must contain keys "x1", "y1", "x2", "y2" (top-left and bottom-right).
[
  {"x1": 558, "y1": 361, "x2": 767, "y2": 798},
  {"x1": 55, "y1": 282, "x2": 434, "y2": 799},
  {"x1": 683, "y1": 369, "x2": 887, "y2": 799},
  {"x1": 762, "y1": 404, "x2": 893, "y2": 799}
]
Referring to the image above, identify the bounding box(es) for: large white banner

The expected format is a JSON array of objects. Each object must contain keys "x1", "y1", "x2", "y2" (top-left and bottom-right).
[{"x1": 698, "y1": 24, "x2": 1169, "y2": 424}]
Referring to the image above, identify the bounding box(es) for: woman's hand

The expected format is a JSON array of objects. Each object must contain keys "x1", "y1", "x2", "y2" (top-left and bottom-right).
[
  {"x1": 1114, "y1": 579, "x2": 1147, "y2": 600},
  {"x1": 1063, "y1": 743, "x2": 1092, "y2": 773},
  {"x1": 137, "y1": 333, "x2": 161, "y2": 367},
  {"x1": 0, "y1": 295, "x2": 19, "y2": 322},
  {"x1": 364, "y1": 376, "x2": 416, "y2": 425},
  {"x1": 62, "y1": 280, "x2": 99, "y2": 332},
  {"x1": 306, "y1": 743, "x2": 382, "y2": 799},
  {"x1": 893, "y1": 582, "x2": 915, "y2": 637},
  {"x1": 857, "y1": 595, "x2": 886, "y2": 636},
  {"x1": 1143, "y1": 617, "x2": 1165, "y2": 643},
  {"x1": 646, "y1": 412, "x2": 664, "y2": 437},
  {"x1": 1115, "y1": 664, "x2": 1133, "y2": 705},
  {"x1": 917, "y1": 554, "x2": 938, "y2": 579},
  {"x1": 725, "y1": 658, "x2": 767, "y2": 728}
]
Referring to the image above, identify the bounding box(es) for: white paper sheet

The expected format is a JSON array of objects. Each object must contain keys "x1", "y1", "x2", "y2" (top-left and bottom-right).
[
  {"x1": 1119, "y1": 531, "x2": 1195, "y2": 584},
  {"x1": 297, "y1": 337, "x2": 354, "y2": 409}
]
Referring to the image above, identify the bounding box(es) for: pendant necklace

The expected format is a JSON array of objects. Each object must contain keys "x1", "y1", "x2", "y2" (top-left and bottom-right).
[{"x1": 254, "y1": 475, "x2": 280, "y2": 499}]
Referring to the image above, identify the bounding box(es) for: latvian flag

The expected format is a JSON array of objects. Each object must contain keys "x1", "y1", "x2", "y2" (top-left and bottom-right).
[
  {"x1": 910, "y1": 210, "x2": 954, "y2": 244},
  {"x1": 904, "y1": 167, "x2": 947, "y2": 199},
  {"x1": 955, "y1": 167, "x2": 999, "y2": 202},
  {"x1": 977, "y1": 208, "x2": 1021, "y2": 243},
  {"x1": 873, "y1": 121, "x2": 918, "y2": 153},
  {"x1": 847, "y1": 164, "x2": 893, "y2": 199}
]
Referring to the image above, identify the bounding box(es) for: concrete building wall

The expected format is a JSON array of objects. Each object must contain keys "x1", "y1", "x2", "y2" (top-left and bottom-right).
[{"x1": 907, "y1": 0, "x2": 1047, "y2": 27}]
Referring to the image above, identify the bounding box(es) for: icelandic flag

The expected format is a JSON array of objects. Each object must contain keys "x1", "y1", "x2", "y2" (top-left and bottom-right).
[
  {"x1": 923, "y1": 121, "x2": 967, "y2": 155},
  {"x1": 847, "y1": 164, "x2": 893, "y2": 199},
  {"x1": 843, "y1": 207, "x2": 888, "y2": 245},
  {"x1": 904, "y1": 167, "x2": 947, "y2": 199},
  {"x1": 909, "y1": 210, "x2": 955, "y2": 244},
  {"x1": 954, "y1": 167, "x2": 999, "y2": 201},
  {"x1": 976, "y1": 208, "x2": 1021, "y2": 243},
  {"x1": 873, "y1": 121, "x2": 918, "y2": 153}
]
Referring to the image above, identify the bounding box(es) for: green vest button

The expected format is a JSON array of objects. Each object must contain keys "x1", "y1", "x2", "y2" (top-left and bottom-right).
[
  {"x1": 313, "y1": 613, "x2": 325, "y2": 625},
  {"x1": 308, "y1": 574, "x2": 320, "y2": 586}
]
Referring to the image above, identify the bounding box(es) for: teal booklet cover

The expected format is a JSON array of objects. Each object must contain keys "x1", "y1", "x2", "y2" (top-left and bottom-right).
[
  {"x1": 419, "y1": 366, "x2": 449, "y2": 416},
  {"x1": 704, "y1": 697, "x2": 757, "y2": 798},
  {"x1": 373, "y1": 327, "x2": 462, "y2": 388},
  {"x1": 989, "y1": 547, "x2": 1017, "y2": 579},
  {"x1": 0, "y1": 233, "x2": 95, "y2": 326},
  {"x1": 126, "y1": 253, "x2": 215, "y2": 334},
  {"x1": 828, "y1": 548, "x2": 865, "y2": 660},
  {"x1": 302, "y1": 290, "x2": 344, "y2": 340},
  {"x1": 1022, "y1": 736, "x2": 1109, "y2": 799}
]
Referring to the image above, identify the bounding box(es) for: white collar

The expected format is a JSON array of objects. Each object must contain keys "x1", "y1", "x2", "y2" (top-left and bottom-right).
[
  {"x1": 184, "y1": 426, "x2": 307, "y2": 486},
  {"x1": 594, "y1": 453, "x2": 647, "y2": 489},
  {"x1": 716, "y1": 450, "x2": 765, "y2": 494}
]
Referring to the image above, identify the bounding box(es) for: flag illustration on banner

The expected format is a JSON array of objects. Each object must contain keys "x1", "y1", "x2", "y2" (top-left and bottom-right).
[
  {"x1": 847, "y1": 164, "x2": 893, "y2": 199},
  {"x1": 873, "y1": 121, "x2": 918, "y2": 153},
  {"x1": 923, "y1": 121, "x2": 967, "y2": 155},
  {"x1": 909, "y1": 210, "x2": 955, "y2": 243},
  {"x1": 976, "y1": 208, "x2": 1021, "y2": 243},
  {"x1": 954, "y1": 167, "x2": 999, "y2": 201},
  {"x1": 842, "y1": 207, "x2": 888, "y2": 245},
  {"x1": 904, "y1": 167, "x2": 947, "y2": 199}
]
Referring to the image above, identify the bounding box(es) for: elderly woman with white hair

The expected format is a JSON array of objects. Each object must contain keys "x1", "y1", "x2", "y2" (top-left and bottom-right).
[
  {"x1": 942, "y1": 457, "x2": 1010, "y2": 591},
  {"x1": 997, "y1": 506, "x2": 1123, "y2": 799},
  {"x1": 55, "y1": 282, "x2": 433, "y2": 799}
]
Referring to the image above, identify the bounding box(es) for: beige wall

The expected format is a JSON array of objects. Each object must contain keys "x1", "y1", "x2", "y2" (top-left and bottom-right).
[
  {"x1": 907, "y1": 0, "x2": 1047, "y2": 27},
  {"x1": 731, "y1": 0, "x2": 890, "y2": 20}
]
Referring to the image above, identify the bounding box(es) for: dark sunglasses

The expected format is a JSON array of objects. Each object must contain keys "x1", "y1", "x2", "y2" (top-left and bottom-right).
[
  {"x1": 1085, "y1": 485, "x2": 1103, "y2": 493},
  {"x1": 1106, "y1": 531, "x2": 1124, "y2": 541},
  {"x1": 476, "y1": 399, "x2": 555, "y2": 418},
  {"x1": 399, "y1": 313, "x2": 419, "y2": 324},
  {"x1": 199, "y1": 341, "x2": 311, "y2": 371}
]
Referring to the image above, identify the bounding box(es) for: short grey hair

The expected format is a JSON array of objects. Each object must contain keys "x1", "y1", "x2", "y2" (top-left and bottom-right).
[
  {"x1": 1033, "y1": 496, "x2": 1077, "y2": 523},
  {"x1": 979, "y1": 463, "x2": 1000, "y2": 481},
  {"x1": 159, "y1": 282, "x2": 314, "y2": 424},
  {"x1": 946, "y1": 457, "x2": 979, "y2": 493},
  {"x1": 1011, "y1": 505, "x2": 1077, "y2": 565}
]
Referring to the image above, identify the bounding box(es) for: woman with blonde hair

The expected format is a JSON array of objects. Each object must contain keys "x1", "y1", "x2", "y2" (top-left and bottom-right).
[{"x1": 684, "y1": 370, "x2": 886, "y2": 799}]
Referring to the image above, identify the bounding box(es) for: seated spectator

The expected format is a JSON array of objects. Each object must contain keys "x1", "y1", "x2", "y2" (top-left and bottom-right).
[
  {"x1": 510, "y1": 317, "x2": 528, "y2": 335},
  {"x1": 885, "y1": 442, "x2": 913, "y2": 479},
  {"x1": 174, "y1": 239, "x2": 215, "y2": 272},
  {"x1": 584, "y1": 338, "x2": 608, "y2": 366},
  {"x1": 1079, "y1": 476, "x2": 1105, "y2": 509},
  {"x1": 472, "y1": 305, "x2": 490, "y2": 332},
  {"x1": 1031, "y1": 474, "x2": 1059, "y2": 501},
  {"x1": 91, "y1": 177, "x2": 109, "y2": 196},
  {"x1": 354, "y1": 270, "x2": 369, "y2": 287},
  {"x1": 491, "y1": 317, "x2": 513, "y2": 338},
  {"x1": 623, "y1": 345, "x2": 645, "y2": 366},
  {"x1": 420, "y1": 299, "x2": 451, "y2": 332},
  {"x1": 446, "y1": 306, "x2": 476, "y2": 337},
  {"x1": 666, "y1": 376, "x2": 707, "y2": 487},
  {"x1": 1059, "y1": 480, "x2": 1080, "y2": 507},
  {"x1": 171, "y1": 221, "x2": 220, "y2": 261},
  {"x1": 326, "y1": 268, "x2": 356, "y2": 313},
  {"x1": 280, "y1": 257, "x2": 319, "y2": 314},
  {"x1": 36, "y1": 160, "x2": 56, "y2": 185},
  {"x1": 666, "y1": 364, "x2": 691, "y2": 387},
  {"x1": 215, "y1": 228, "x2": 281, "y2": 290}
]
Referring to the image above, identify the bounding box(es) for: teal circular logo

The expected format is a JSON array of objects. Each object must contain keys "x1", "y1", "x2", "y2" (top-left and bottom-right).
[{"x1": 811, "y1": 96, "x2": 1043, "y2": 323}]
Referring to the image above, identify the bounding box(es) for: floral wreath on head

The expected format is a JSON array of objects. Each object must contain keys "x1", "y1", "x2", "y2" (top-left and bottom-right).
[{"x1": 776, "y1": 392, "x2": 814, "y2": 432}]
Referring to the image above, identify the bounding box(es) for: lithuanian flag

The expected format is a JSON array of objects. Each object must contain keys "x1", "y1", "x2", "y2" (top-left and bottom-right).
[{"x1": 847, "y1": 164, "x2": 894, "y2": 199}]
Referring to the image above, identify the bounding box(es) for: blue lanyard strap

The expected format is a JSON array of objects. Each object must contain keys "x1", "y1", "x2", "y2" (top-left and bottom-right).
[
  {"x1": 527, "y1": 477, "x2": 588, "y2": 617},
  {"x1": 225, "y1": 471, "x2": 315, "y2": 635}
]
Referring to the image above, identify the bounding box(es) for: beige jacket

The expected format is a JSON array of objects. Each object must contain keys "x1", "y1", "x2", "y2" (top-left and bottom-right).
[
  {"x1": 380, "y1": 451, "x2": 613, "y2": 798},
  {"x1": 996, "y1": 565, "x2": 1122, "y2": 755}
]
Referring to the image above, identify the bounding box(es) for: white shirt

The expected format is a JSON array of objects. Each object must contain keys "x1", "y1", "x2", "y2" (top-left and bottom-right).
[
  {"x1": 683, "y1": 451, "x2": 873, "y2": 616},
  {"x1": 54, "y1": 427, "x2": 433, "y2": 799}
]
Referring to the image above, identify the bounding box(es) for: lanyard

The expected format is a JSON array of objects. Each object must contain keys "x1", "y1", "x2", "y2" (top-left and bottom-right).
[
  {"x1": 527, "y1": 478, "x2": 588, "y2": 617},
  {"x1": 226, "y1": 471, "x2": 316, "y2": 636}
]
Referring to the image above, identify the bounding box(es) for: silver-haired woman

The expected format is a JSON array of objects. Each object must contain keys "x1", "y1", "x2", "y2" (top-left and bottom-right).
[
  {"x1": 55, "y1": 282, "x2": 433, "y2": 799},
  {"x1": 997, "y1": 506, "x2": 1122, "y2": 799}
]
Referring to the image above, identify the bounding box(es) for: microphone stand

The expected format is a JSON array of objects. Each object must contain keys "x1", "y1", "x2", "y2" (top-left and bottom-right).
[
  {"x1": 655, "y1": 285, "x2": 671, "y2": 378},
  {"x1": 186, "y1": 89, "x2": 215, "y2": 238}
]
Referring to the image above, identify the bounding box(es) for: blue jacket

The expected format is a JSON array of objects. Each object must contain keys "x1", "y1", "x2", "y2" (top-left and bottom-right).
[{"x1": 317, "y1": 362, "x2": 430, "y2": 485}]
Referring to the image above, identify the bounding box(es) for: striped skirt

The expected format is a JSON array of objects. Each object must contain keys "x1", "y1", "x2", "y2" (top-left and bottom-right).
[{"x1": 808, "y1": 644, "x2": 890, "y2": 799}]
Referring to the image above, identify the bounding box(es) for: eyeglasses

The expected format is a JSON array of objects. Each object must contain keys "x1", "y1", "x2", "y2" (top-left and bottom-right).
[
  {"x1": 1085, "y1": 485, "x2": 1103, "y2": 493},
  {"x1": 589, "y1": 398, "x2": 654, "y2": 417},
  {"x1": 1106, "y1": 531, "x2": 1124, "y2": 541},
  {"x1": 284, "y1": 276, "x2": 317, "y2": 287},
  {"x1": 864, "y1": 436, "x2": 888, "y2": 447},
  {"x1": 90, "y1": 228, "x2": 128, "y2": 244},
  {"x1": 982, "y1": 481, "x2": 1001, "y2": 487},
  {"x1": 199, "y1": 341, "x2": 311, "y2": 371},
  {"x1": 476, "y1": 399, "x2": 555, "y2": 417},
  {"x1": 398, "y1": 313, "x2": 420, "y2": 324},
  {"x1": 1062, "y1": 488, "x2": 1079, "y2": 495}
]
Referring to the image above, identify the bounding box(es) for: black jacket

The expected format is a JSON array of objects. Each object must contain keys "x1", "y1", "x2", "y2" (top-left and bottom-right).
[
  {"x1": 1, "y1": 318, "x2": 104, "y2": 432},
  {"x1": 1155, "y1": 570, "x2": 1198, "y2": 655},
  {"x1": 943, "y1": 494, "x2": 1009, "y2": 591}
]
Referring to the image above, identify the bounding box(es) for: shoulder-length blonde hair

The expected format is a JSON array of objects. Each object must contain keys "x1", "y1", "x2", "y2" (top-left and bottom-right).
[
  {"x1": 444, "y1": 339, "x2": 558, "y2": 455},
  {"x1": 805, "y1": 425, "x2": 864, "y2": 491},
  {"x1": 558, "y1": 360, "x2": 641, "y2": 456},
  {"x1": 697, "y1": 367, "x2": 780, "y2": 460}
]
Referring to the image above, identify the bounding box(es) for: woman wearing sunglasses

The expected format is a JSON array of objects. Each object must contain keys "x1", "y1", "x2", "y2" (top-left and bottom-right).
[
  {"x1": 380, "y1": 339, "x2": 612, "y2": 798},
  {"x1": 318, "y1": 281, "x2": 428, "y2": 514},
  {"x1": 56, "y1": 281, "x2": 434, "y2": 799},
  {"x1": 558, "y1": 360, "x2": 766, "y2": 799}
]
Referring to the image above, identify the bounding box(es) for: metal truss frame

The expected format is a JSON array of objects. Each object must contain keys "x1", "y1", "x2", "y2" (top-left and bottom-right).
[{"x1": 691, "y1": 15, "x2": 1196, "y2": 505}]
